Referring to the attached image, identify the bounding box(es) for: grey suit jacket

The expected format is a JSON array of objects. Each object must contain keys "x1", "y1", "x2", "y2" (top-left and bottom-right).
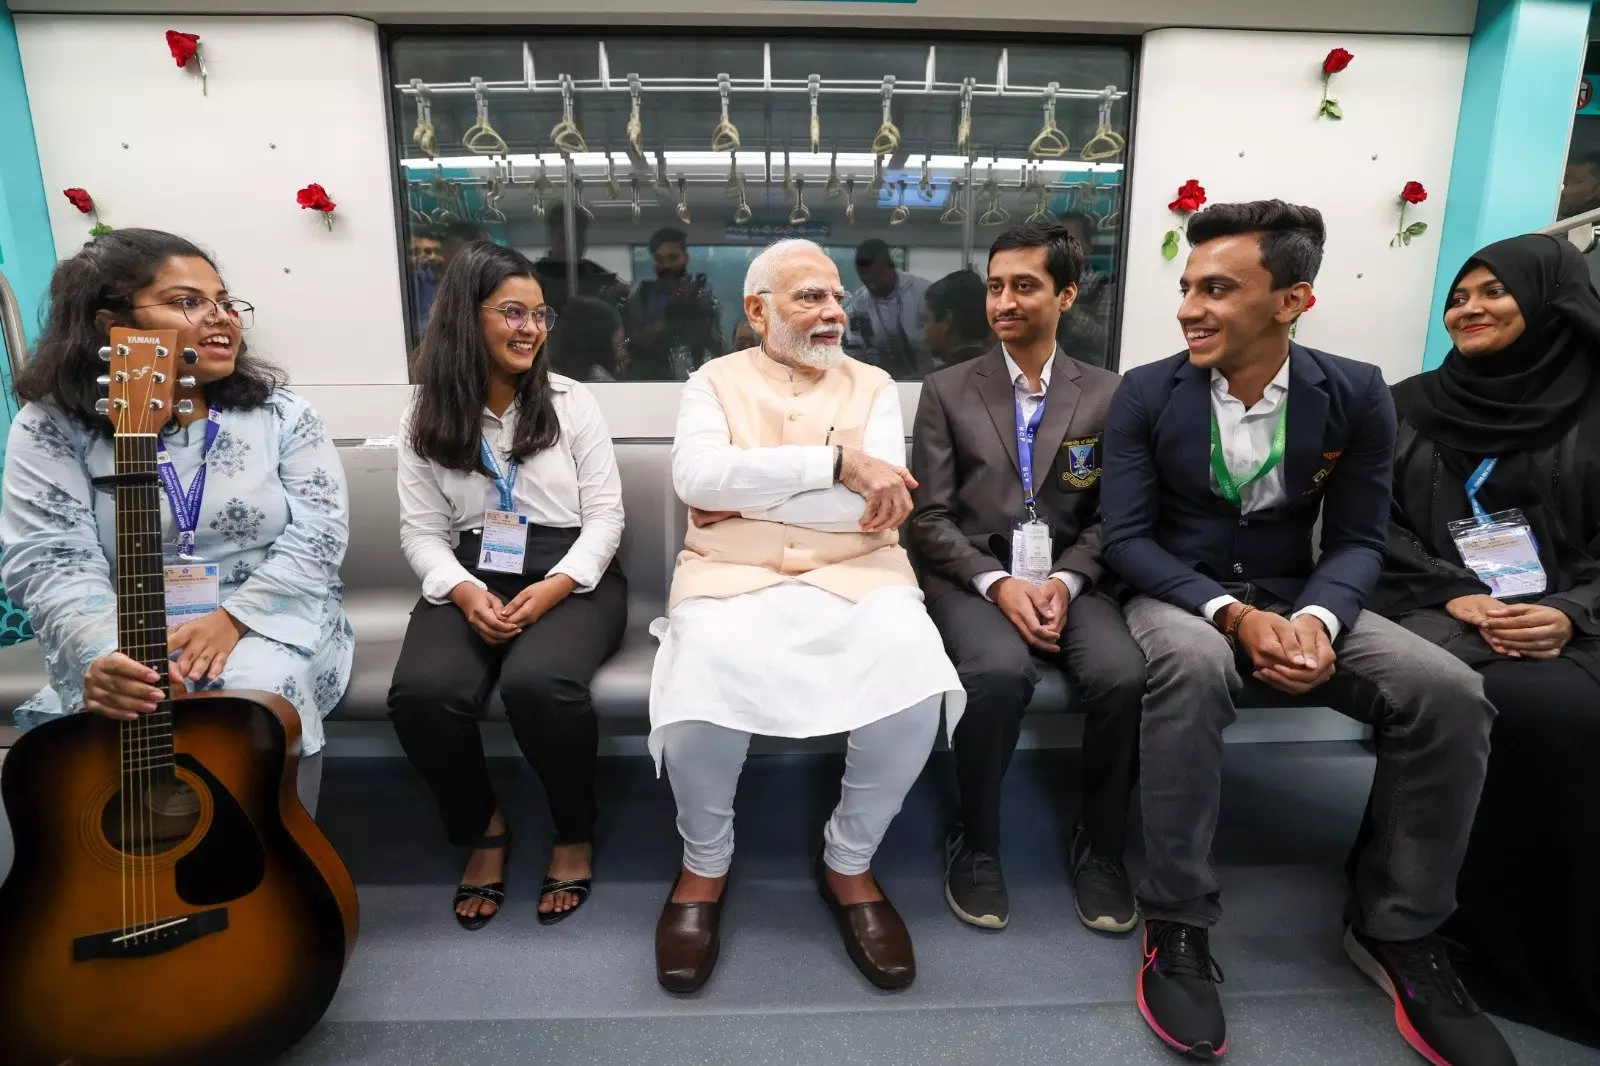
[{"x1": 909, "y1": 345, "x2": 1122, "y2": 603}]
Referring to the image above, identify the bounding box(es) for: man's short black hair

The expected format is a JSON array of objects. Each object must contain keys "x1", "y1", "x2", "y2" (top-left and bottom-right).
[
  {"x1": 988, "y1": 219, "x2": 1082, "y2": 292},
  {"x1": 649, "y1": 226, "x2": 688, "y2": 253},
  {"x1": 1185, "y1": 200, "x2": 1325, "y2": 289},
  {"x1": 924, "y1": 269, "x2": 989, "y2": 343},
  {"x1": 546, "y1": 203, "x2": 590, "y2": 245},
  {"x1": 854, "y1": 238, "x2": 893, "y2": 268}
]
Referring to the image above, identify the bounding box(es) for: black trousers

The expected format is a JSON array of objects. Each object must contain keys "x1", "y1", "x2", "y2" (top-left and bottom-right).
[
  {"x1": 927, "y1": 585, "x2": 1146, "y2": 857},
  {"x1": 387, "y1": 527, "x2": 627, "y2": 847}
]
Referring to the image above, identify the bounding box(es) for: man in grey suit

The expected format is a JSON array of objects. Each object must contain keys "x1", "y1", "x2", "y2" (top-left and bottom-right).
[{"x1": 909, "y1": 221, "x2": 1146, "y2": 934}]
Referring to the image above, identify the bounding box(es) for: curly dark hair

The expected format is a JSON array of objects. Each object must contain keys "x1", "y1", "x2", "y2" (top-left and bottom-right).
[
  {"x1": 15, "y1": 228, "x2": 284, "y2": 434},
  {"x1": 407, "y1": 241, "x2": 560, "y2": 473}
]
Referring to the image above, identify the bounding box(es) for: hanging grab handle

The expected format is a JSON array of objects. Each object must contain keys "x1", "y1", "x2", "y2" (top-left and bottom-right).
[
  {"x1": 872, "y1": 75, "x2": 901, "y2": 156},
  {"x1": 551, "y1": 74, "x2": 588, "y2": 154},
  {"x1": 1027, "y1": 82, "x2": 1070, "y2": 159},
  {"x1": 808, "y1": 74, "x2": 822, "y2": 155},
  {"x1": 1081, "y1": 86, "x2": 1125, "y2": 161},
  {"x1": 956, "y1": 78, "x2": 975, "y2": 158},
  {"x1": 626, "y1": 73, "x2": 645, "y2": 158},
  {"x1": 711, "y1": 73, "x2": 741, "y2": 152},
  {"x1": 462, "y1": 77, "x2": 508, "y2": 155},
  {"x1": 410, "y1": 78, "x2": 438, "y2": 158}
]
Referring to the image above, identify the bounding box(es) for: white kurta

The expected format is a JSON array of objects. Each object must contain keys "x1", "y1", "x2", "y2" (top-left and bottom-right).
[{"x1": 648, "y1": 371, "x2": 964, "y2": 769}]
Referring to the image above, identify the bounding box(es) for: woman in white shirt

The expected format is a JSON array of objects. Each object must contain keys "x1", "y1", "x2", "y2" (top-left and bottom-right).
[{"x1": 389, "y1": 241, "x2": 626, "y2": 930}]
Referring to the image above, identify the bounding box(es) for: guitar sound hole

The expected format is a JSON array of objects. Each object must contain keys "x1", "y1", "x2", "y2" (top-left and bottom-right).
[{"x1": 100, "y1": 776, "x2": 202, "y2": 857}]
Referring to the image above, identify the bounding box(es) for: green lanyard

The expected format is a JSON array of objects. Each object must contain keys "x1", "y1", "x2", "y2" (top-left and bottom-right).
[{"x1": 1209, "y1": 395, "x2": 1288, "y2": 507}]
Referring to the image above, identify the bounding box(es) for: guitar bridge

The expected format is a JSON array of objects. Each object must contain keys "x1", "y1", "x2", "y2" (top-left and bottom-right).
[{"x1": 72, "y1": 907, "x2": 229, "y2": 961}]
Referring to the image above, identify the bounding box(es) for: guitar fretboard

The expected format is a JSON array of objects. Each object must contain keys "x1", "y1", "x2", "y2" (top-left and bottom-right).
[{"x1": 113, "y1": 433, "x2": 175, "y2": 773}]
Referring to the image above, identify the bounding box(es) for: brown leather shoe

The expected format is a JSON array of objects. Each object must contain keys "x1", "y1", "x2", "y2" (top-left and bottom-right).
[
  {"x1": 655, "y1": 873, "x2": 725, "y2": 993},
  {"x1": 814, "y1": 854, "x2": 916, "y2": 990}
]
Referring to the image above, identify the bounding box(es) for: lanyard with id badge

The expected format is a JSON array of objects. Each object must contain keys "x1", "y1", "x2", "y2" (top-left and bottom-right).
[
  {"x1": 1209, "y1": 395, "x2": 1287, "y2": 508},
  {"x1": 1011, "y1": 395, "x2": 1053, "y2": 585},
  {"x1": 156, "y1": 408, "x2": 223, "y2": 628},
  {"x1": 1446, "y1": 458, "x2": 1547, "y2": 598},
  {"x1": 476, "y1": 438, "x2": 529, "y2": 575}
]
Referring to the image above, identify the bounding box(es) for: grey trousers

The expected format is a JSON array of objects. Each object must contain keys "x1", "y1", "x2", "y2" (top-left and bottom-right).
[
  {"x1": 1124, "y1": 589, "x2": 1495, "y2": 941},
  {"x1": 660, "y1": 696, "x2": 941, "y2": 877},
  {"x1": 296, "y1": 752, "x2": 323, "y2": 819}
]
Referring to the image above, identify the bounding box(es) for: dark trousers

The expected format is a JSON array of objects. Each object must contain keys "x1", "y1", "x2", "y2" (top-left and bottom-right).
[
  {"x1": 1125, "y1": 586, "x2": 1494, "y2": 940},
  {"x1": 387, "y1": 527, "x2": 627, "y2": 847},
  {"x1": 928, "y1": 586, "x2": 1147, "y2": 857}
]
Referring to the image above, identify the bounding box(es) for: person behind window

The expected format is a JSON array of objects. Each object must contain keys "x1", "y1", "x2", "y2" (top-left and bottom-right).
[
  {"x1": 0, "y1": 229, "x2": 353, "y2": 815},
  {"x1": 910, "y1": 221, "x2": 1145, "y2": 938},
  {"x1": 1370, "y1": 234, "x2": 1600, "y2": 1048},
  {"x1": 844, "y1": 238, "x2": 931, "y2": 379},
  {"x1": 622, "y1": 227, "x2": 725, "y2": 380},
  {"x1": 389, "y1": 241, "x2": 627, "y2": 931},
  {"x1": 1100, "y1": 201, "x2": 1514, "y2": 1065},
  {"x1": 546, "y1": 294, "x2": 625, "y2": 383},
  {"x1": 921, "y1": 269, "x2": 992, "y2": 367},
  {"x1": 730, "y1": 320, "x2": 759, "y2": 353},
  {"x1": 1558, "y1": 151, "x2": 1600, "y2": 221},
  {"x1": 442, "y1": 221, "x2": 494, "y2": 261},
  {"x1": 650, "y1": 239, "x2": 962, "y2": 995},
  {"x1": 1055, "y1": 211, "x2": 1115, "y2": 367},
  {"x1": 410, "y1": 229, "x2": 446, "y2": 336},
  {"x1": 532, "y1": 205, "x2": 629, "y2": 315}
]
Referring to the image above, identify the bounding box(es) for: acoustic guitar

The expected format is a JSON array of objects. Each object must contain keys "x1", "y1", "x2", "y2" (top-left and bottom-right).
[{"x1": 0, "y1": 329, "x2": 359, "y2": 1066}]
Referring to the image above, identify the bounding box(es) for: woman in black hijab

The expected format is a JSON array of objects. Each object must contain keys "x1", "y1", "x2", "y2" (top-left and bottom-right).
[{"x1": 1372, "y1": 233, "x2": 1600, "y2": 1048}]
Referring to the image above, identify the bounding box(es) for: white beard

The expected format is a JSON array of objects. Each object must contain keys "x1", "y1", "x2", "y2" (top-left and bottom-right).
[{"x1": 763, "y1": 313, "x2": 845, "y2": 370}]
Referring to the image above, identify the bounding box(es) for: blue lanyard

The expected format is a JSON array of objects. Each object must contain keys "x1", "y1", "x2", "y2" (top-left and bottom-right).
[
  {"x1": 479, "y1": 438, "x2": 519, "y2": 512},
  {"x1": 156, "y1": 408, "x2": 223, "y2": 558},
  {"x1": 1466, "y1": 458, "x2": 1497, "y2": 522},
  {"x1": 1014, "y1": 393, "x2": 1046, "y2": 513}
]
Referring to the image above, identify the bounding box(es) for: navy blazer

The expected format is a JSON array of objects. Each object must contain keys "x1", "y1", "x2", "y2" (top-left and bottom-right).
[{"x1": 1100, "y1": 344, "x2": 1396, "y2": 633}]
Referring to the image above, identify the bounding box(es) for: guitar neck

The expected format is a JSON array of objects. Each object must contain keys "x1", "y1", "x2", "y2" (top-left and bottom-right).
[{"x1": 113, "y1": 433, "x2": 176, "y2": 763}]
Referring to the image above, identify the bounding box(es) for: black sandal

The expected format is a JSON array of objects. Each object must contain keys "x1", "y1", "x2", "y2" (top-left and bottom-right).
[
  {"x1": 537, "y1": 876, "x2": 593, "y2": 926},
  {"x1": 454, "y1": 831, "x2": 511, "y2": 931}
]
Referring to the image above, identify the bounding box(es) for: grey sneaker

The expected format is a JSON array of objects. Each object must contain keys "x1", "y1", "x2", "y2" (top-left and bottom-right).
[
  {"x1": 1070, "y1": 825, "x2": 1138, "y2": 933},
  {"x1": 944, "y1": 828, "x2": 1008, "y2": 929}
]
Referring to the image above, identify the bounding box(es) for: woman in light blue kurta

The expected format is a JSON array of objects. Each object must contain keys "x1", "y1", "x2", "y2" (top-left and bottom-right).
[{"x1": 0, "y1": 230, "x2": 352, "y2": 805}]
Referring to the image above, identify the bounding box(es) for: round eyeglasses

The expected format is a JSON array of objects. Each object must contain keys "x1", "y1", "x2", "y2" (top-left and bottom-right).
[
  {"x1": 482, "y1": 304, "x2": 558, "y2": 333},
  {"x1": 130, "y1": 295, "x2": 255, "y2": 330}
]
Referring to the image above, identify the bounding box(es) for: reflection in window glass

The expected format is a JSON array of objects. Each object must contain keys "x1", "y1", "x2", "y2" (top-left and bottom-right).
[{"x1": 391, "y1": 34, "x2": 1134, "y2": 379}]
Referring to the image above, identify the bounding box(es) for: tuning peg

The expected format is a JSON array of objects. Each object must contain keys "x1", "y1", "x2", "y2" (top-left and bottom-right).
[
  {"x1": 178, "y1": 375, "x2": 197, "y2": 389},
  {"x1": 148, "y1": 399, "x2": 165, "y2": 411},
  {"x1": 98, "y1": 346, "x2": 112, "y2": 362},
  {"x1": 176, "y1": 399, "x2": 195, "y2": 415},
  {"x1": 115, "y1": 344, "x2": 130, "y2": 357},
  {"x1": 180, "y1": 348, "x2": 198, "y2": 365},
  {"x1": 96, "y1": 374, "x2": 110, "y2": 388},
  {"x1": 152, "y1": 372, "x2": 166, "y2": 384},
  {"x1": 155, "y1": 346, "x2": 169, "y2": 359},
  {"x1": 94, "y1": 398, "x2": 109, "y2": 415}
]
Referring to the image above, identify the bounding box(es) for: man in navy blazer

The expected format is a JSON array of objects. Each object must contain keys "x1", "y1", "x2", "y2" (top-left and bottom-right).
[{"x1": 1101, "y1": 201, "x2": 1511, "y2": 1066}]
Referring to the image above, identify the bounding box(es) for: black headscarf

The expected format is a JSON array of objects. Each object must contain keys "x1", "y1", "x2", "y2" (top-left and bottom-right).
[{"x1": 1408, "y1": 233, "x2": 1600, "y2": 454}]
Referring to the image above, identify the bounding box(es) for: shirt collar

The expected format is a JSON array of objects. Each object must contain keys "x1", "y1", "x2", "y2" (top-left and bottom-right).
[
  {"x1": 1209, "y1": 355, "x2": 1290, "y2": 400},
  {"x1": 1001, "y1": 344, "x2": 1056, "y2": 394}
]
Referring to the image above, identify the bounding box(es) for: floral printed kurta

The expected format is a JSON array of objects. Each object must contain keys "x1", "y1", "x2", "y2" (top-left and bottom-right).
[{"x1": 0, "y1": 389, "x2": 353, "y2": 755}]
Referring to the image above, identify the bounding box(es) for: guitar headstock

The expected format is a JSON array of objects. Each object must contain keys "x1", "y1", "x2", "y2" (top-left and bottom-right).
[{"x1": 95, "y1": 328, "x2": 198, "y2": 436}]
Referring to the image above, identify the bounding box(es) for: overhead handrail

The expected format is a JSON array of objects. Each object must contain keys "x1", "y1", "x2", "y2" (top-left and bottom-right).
[{"x1": 1538, "y1": 207, "x2": 1600, "y2": 252}]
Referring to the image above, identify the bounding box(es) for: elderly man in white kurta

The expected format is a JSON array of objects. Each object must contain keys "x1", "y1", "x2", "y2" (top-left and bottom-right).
[{"x1": 650, "y1": 239, "x2": 963, "y2": 995}]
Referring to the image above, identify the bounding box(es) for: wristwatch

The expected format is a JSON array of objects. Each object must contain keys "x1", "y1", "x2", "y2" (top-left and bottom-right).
[{"x1": 833, "y1": 445, "x2": 844, "y2": 482}]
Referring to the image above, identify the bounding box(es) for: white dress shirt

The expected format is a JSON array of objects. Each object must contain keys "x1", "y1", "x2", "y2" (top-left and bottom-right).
[
  {"x1": 398, "y1": 374, "x2": 625, "y2": 604},
  {"x1": 971, "y1": 347, "x2": 1089, "y2": 604},
  {"x1": 1199, "y1": 359, "x2": 1341, "y2": 640}
]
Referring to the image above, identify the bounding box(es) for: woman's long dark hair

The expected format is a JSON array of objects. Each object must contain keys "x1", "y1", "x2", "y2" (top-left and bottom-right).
[
  {"x1": 408, "y1": 241, "x2": 560, "y2": 473},
  {"x1": 16, "y1": 229, "x2": 285, "y2": 432}
]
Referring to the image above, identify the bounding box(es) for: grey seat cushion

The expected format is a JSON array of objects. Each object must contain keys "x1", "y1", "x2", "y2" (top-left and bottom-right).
[{"x1": 0, "y1": 442, "x2": 1075, "y2": 725}]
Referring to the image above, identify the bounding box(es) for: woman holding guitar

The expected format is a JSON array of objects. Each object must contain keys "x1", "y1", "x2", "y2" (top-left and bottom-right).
[{"x1": 0, "y1": 228, "x2": 353, "y2": 811}]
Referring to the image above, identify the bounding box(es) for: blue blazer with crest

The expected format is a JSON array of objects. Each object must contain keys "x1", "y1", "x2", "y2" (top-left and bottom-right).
[{"x1": 1099, "y1": 343, "x2": 1396, "y2": 634}]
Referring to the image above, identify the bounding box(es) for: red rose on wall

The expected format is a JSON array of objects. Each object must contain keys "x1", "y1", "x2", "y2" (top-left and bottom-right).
[
  {"x1": 1393, "y1": 182, "x2": 1430, "y2": 247},
  {"x1": 1319, "y1": 47, "x2": 1353, "y2": 119},
  {"x1": 1162, "y1": 179, "x2": 1207, "y2": 260},
  {"x1": 1305, "y1": 294, "x2": 1317, "y2": 310},
  {"x1": 297, "y1": 183, "x2": 338, "y2": 230},
  {"x1": 63, "y1": 188, "x2": 112, "y2": 236},
  {"x1": 166, "y1": 30, "x2": 208, "y2": 95}
]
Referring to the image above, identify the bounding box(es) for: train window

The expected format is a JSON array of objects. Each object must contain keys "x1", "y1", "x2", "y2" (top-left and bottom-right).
[{"x1": 389, "y1": 33, "x2": 1134, "y2": 380}]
